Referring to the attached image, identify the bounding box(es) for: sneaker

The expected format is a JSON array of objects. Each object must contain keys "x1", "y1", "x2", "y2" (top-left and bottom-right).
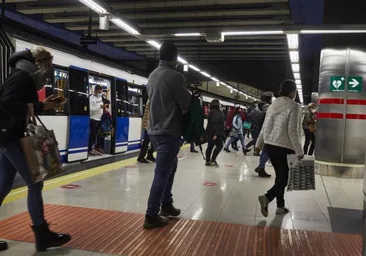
[
  {"x1": 210, "y1": 161, "x2": 219, "y2": 167},
  {"x1": 243, "y1": 148, "x2": 251, "y2": 155},
  {"x1": 143, "y1": 215, "x2": 169, "y2": 229},
  {"x1": 224, "y1": 148, "x2": 231, "y2": 153},
  {"x1": 205, "y1": 162, "x2": 212, "y2": 166},
  {"x1": 159, "y1": 202, "x2": 181, "y2": 217},
  {"x1": 258, "y1": 195, "x2": 269, "y2": 217},
  {"x1": 137, "y1": 158, "x2": 149, "y2": 164},
  {"x1": 255, "y1": 167, "x2": 271, "y2": 178},
  {"x1": 276, "y1": 207, "x2": 290, "y2": 215},
  {"x1": 0, "y1": 241, "x2": 8, "y2": 251},
  {"x1": 146, "y1": 155, "x2": 156, "y2": 162},
  {"x1": 89, "y1": 151, "x2": 97, "y2": 156}
]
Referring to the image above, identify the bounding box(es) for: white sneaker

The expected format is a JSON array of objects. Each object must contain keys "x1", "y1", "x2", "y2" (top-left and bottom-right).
[{"x1": 276, "y1": 207, "x2": 290, "y2": 215}]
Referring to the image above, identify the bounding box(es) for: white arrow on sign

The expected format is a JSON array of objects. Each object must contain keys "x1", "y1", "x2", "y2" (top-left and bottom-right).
[{"x1": 349, "y1": 79, "x2": 360, "y2": 88}]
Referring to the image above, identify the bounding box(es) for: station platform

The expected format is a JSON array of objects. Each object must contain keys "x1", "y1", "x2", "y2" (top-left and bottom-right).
[{"x1": 0, "y1": 147, "x2": 363, "y2": 255}]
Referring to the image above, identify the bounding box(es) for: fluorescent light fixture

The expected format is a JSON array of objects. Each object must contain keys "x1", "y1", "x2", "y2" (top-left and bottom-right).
[
  {"x1": 216, "y1": 82, "x2": 220, "y2": 87},
  {"x1": 147, "y1": 40, "x2": 161, "y2": 49},
  {"x1": 79, "y1": 0, "x2": 107, "y2": 14},
  {"x1": 287, "y1": 34, "x2": 298, "y2": 49},
  {"x1": 188, "y1": 64, "x2": 201, "y2": 72},
  {"x1": 174, "y1": 33, "x2": 201, "y2": 37},
  {"x1": 201, "y1": 71, "x2": 211, "y2": 78},
  {"x1": 211, "y1": 77, "x2": 219, "y2": 82},
  {"x1": 289, "y1": 50, "x2": 299, "y2": 63},
  {"x1": 220, "y1": 82, "x2": 228, "y2": 86},
  {"x1": 178, "y1": 56, "x2": 188, "y2": 64},
  {"x1": 295, "y1": 79, "x2": 301, "y2": 84},
  {"x1": 292, "y1": 64, "x2": 300, "y2": 72},
  {"x1": 183, "y1": 65, "x2": 189, "y2": 72},
  {"x1": 222, "y1": 30, "x2": 284, "y2": 36},
  {"x1": 294, "y1": 73, "x2": 300, "y2": 79},
  {"x1": 301, "y1": 30, "x2": 366, "y2": 34},
  {"x1": 230, "y1": 89, "x2": 233, "y2": 94},
  {"x1": 111, "y1": 18, "x2": 140, "y2": 35}
]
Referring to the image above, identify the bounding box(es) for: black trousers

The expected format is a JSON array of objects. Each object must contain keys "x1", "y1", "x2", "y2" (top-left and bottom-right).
[
  {"x1": 88, "y1": 119, "x2": 101, "y2": 151},
  {"x1": 265, "y1": 144, "x2": 294, "y2": 208},
  {"x1": 138, "y1": 130, "x2": 154, "y2": 159},
  {"x1": 205, "y1": 136, "x2": 224, "y2": 162},
  {"x1": 303, "y1": 129, "x2": 315, "y2": 155}
]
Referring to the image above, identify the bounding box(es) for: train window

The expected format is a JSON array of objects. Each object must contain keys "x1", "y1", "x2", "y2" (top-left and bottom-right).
[
  {"x1": 127, "y1": 84, "x2": 143, "y2": 117},
  {"x1": 115, "y1": 79, "x2": 128, "y2": 117},
  {"x1": 68, "y1": 67, "x2": 89, "y2": 116},
  {"x1": 88, "y1": 75, "x2": 113, "y2": 116},
  {"x1": 37, "y1": 67, "x2": 69, "y2": 115}
]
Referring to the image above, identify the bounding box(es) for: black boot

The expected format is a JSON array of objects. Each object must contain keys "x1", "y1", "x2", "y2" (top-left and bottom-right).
[
  {"x1": 0, "y1": 241, "x2": 8, "y2": 251},
  {"x1": 143, "y1": 214, "x2": 169, "y2": 229},
  {"x1": 146, "y1": 154, "x2": 156, "y2": 162},
  {"x1": 243, "y1": 148, "x2": 251, "y2": 155},
  {"x1": 255, "y1": 167, "x2": 271, "y2": 178},
  {"x1": 137, "y1": 157, "x2": 149, "y2": 163},
  {"x1": 32, "y1": 223, "x2": 71, "y2": 252},
  {"x1": 159, "y1": 202, "x2": 181, "y2": 217}
]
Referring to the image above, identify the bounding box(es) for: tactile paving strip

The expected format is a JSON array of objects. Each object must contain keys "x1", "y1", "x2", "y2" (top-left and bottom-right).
[{"x1": 0, "y1": 204, "x2": 362, "y2": 255}]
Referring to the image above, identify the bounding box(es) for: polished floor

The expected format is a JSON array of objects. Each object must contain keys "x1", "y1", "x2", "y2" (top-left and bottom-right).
[{"x1": 0, "y1": 145, "x2": 363, "y2": 255}]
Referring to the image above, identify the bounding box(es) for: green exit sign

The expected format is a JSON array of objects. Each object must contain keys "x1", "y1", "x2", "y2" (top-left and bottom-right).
[
  {"x1": 330, "y1": 76, "x2": 363, "y2": 93},
  {"x1": 348, "y1": 76, "x2": 362, "y2": 93}
]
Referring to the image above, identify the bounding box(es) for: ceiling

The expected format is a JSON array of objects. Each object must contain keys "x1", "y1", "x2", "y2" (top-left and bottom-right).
[{"x1": 5, "y1": 0, "x2": 300, "y2": 100}]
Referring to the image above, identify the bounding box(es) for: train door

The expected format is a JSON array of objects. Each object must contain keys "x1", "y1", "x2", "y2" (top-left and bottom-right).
[
  {"x1": 113, "y1": 78, "x2": 129, "y2": 153},
  {"x1": 67, "y1": 66, "x2": 90, "y2": 162},
  {"x1": 127, "y1": 83, "x2": 143, "y2": 151}
]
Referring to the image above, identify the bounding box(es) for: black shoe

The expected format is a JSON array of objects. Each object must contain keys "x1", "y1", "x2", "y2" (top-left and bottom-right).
[
  {"x1": 137, "y1": 157, "x2": 149, "y2": 164},
  {"x1": 32, "y1": 223, "x2": 71, "y2": 252},
  {"x1": 159, "y1": 202, "x2": 181, "y2": 217},
  {"x1": 232, "y1": 147, "x2": 239, "y2": 151},
  {"x1": 253, "y1": 152, "x2": 260, "y2": 156},
  {"x1": 258, "y1": 168, "x2": 271, "y2": 178},
  {"x1": 0, "y1": 241, "x2": 8, "y2": 251},
  {"x1": 224, "y1": 148, "x2": 231, "y2": 153},
  {"x1": 190, "y1": 149, "x2": 199, "y2": 153},
  {"x1": 243, "y1": 148, "x2": 251, "y2": 155},
  {"x1": 205, "y1": 162, "x2": 212, "y2": 166},
  {"x1": 211, "y1": 161, "x2": 219, "y2": 167},
  {"x1": 146, "y1": 155, "x2": 156, "y2": 162},
  {"x1": 143, "y1": 215, "x2": 169, "y2": 229}
]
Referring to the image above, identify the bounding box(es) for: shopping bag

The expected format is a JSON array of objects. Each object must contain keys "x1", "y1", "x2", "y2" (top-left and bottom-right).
[
  {"x1": 243, "y1": 121, "x2": 252, "y2": 130},
  {"x1": 20, "y1": 113, "x2": 64, "y2": 183},
  {"x1": 287, "y1": 155, "x2": 315, "y2": 191}
]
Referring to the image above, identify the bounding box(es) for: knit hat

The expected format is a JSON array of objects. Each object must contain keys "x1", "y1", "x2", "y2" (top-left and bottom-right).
[{"x1": 160, "y1": 42, "x2": 178, "y2": 61}]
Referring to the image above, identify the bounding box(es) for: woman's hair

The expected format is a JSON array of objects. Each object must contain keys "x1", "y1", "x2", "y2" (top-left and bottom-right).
[
  {"x1": 232, "y1": 107, "x2": 240, "y2": 116},
  {"x1": 31, "y1": 47, "x2": 53, "y2": 70},
  {"x1": 308, "y1": 103, "x2": 315, "y2": 109},
  {"x1": 210, "y1": 99, "x2": 220, "y2": 110},
  {"x1": 279, "y1": 79, "x2": 297, "y2": 97}
]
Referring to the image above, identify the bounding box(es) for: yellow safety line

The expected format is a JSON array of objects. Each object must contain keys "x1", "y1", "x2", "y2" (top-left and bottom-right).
[{"x1": 3, "y1": 144, "x2": 190, "y2": 205}]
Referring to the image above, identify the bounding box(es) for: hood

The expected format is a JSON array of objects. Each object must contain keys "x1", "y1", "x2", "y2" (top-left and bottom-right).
[
  {"x1": 270, "y1": 97, "x2": 297, "y2": 115},
  {"x1": 8, "y1": 50, "x2": 35, "y2": 68}
]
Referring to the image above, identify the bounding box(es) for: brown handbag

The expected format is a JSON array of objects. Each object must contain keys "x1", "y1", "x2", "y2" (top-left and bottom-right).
[{"x1": 308, "y1": 123, "x2": 316, "y2": 133}]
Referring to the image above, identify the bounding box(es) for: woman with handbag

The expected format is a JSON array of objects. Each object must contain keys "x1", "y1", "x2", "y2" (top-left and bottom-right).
[
  {"x1": 0, "y1": 48, "x2": 71, "y2": 252},
  {"x1": 223, "y1": 107, "x2": 251, "y2": 155},
  {"x1": 205, "y1": 99, "x2": 225, "y2": 166},
  {"x1": 303, "y1": 103, "x2": 316, "y2": 155}
]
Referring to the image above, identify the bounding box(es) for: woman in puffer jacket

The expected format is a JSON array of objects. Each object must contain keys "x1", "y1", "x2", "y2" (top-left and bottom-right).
[{"x1": 0, "y1": 48, "x2": 71, "y2": 252}]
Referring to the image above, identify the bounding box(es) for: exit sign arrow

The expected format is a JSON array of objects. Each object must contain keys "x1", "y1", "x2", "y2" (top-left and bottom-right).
[
  {"x1": 347, "y1": 76, "x2": 362, "y2": 93},
  {"x1": 349, "y1": 78, "x2": 360, "y2": 88}
]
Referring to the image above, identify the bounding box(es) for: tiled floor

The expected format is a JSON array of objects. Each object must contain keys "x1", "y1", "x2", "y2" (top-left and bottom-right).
[{"x1": 0, "y1": 146, "x2": 364, "y2": 255}]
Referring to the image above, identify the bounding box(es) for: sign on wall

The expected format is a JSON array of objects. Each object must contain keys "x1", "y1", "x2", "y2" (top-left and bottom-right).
[{"x1": 330, "y1": 76, "x2": 362, "y2": 93}]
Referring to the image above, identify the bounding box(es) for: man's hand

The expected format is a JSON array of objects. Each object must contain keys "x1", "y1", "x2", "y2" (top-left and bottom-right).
[
  {"x1": 213, "y1": 135, "x2": 217, "y2": 140},
  {"x1": 254, "y1": 148, "x2": 261, "y2": 155}
]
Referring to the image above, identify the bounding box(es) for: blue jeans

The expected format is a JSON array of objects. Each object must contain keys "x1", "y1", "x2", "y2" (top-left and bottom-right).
[
  {"x1": 259, "y1": 150, "x2": 270, "y2": 168},
  {"x1": 147, "y1": 135, "x2": 180, "y2": 216},
  {"x1": 225, "y1": 134, "x2": 245, "y2": 149},
  {"x1": 0, "y1": 140, "x2": 45, "y2": 226}
]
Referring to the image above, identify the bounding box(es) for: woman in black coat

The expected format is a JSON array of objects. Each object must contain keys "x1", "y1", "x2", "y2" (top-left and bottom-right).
[{"x1": 205, "y1": 99, "x2": 225, "y2": 166}]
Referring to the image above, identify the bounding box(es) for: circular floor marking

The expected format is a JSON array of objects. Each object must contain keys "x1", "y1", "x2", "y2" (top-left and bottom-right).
[
  {"x1": 203, "y1": 182, "x2": 217, "y2": 186},
  {"x1": 60, "y1": 184, "x2": 81, "y2": 189}
]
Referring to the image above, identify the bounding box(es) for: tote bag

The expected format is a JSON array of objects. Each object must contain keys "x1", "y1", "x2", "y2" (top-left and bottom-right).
[{"x1": 287, "y1": 155, "x2": 315, "y2": 191}]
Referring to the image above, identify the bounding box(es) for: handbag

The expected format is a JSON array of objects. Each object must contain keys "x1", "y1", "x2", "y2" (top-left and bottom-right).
[
  {"x1": 243, "y1": 121, "x2": 252, "y2": 130},
  {"x1": 308, "y1": 123, "x2": 316, "y2": 133},
  {"x1": 287, "y1": 155, "x2": 315, "y2": 191},
  {"x1": 20, "y1": 107, "x2": 64, "y2": 183}
]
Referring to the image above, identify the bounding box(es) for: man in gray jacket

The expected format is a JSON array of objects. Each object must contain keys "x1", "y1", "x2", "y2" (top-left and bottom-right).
[{"x1": 144, "y1": 42, "x2": 191, "y2": 229}]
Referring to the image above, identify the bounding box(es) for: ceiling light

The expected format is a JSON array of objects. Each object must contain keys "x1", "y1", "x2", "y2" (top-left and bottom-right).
[
  {"x1": 295, "y1": 79, "x2": 301, "y2": 84},
  {"x1": 220, "y1": 82, "x2": 227, "y2": 86},
  {"x1": 292, "y1": 64, "x2": 300, "y2": 72},
  {"x1": 294, "y1": 73, "x2": 300, "y2": 79},
  {"x1": 287, "y1": 34, "x2": 298, "y2": 49},
  {"x1": 111, "y1": 18, "x2": 140, "y2": 35},
  {"x1": 289, "y1": 51, "x2": 299, "y2": 63},
  {"x1": 216, "y1": 82, "x2": 220, "y2": 87},
  {"x1": 230, "y1": 89, "x2": 233, "y2": 94},
  {"x1": 79, "y1": 0, "x2": 107, "y2": 14},
  {"x1": 174, "y1": 33, "x2": 201, "y2": 37},
  {"x1": 222, "y1": 30, "x2": 284, "y2": 36},
  {"x1": 188, "y1": 64, "x2": 201, "y2": 72},
  {"x1": 183, "y1": 65, "x2": 189, "y2": 72},
  {"x1": 178, "y1": 56, "x2": 188, "y2": 64},
  {"x1": 201, "y1": 72, "x2": 211, "y2": 78},
  {"x1": 211, "y1": 77, "x2": 219, "y2": 82},
  {"x1": 147, "y1": 40, "x2": 161, "y2": 49},
  {"x1": 301, "y1": 30, "x2": 366, "y2": 34}
]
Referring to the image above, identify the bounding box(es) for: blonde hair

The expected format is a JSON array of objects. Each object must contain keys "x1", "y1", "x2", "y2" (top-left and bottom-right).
[
  {"x1": 308, "y1": 103, "x2": 315, "y2": 109},
  {"x1": 30, "y1": 47, "x2": 53, "y2": 69}
]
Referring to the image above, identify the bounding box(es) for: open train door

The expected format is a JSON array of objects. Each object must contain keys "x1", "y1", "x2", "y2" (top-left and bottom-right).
[
  {"x1": 67, "y1": 66, "x2": 90, "y2": 162},
  {"x1": 112, "y1": 78, "x2": 129, "y2": 153}
]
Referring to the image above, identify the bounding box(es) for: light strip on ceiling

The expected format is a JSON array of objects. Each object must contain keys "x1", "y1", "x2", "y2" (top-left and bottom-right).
[
  {"x1": 292, "y1": 64, "x2": 300, "y2": 72},
  {"x1": 147, "y1": 40, "x2": 161, "y2": 49},
  {"x1": 289, "y1": 51, "x2": 299, "y2": 63},
  {"x1": 294, "y1": 73, "x2": 300, "y2": 79},
  {"x1": 111, "y1": 18, "x2": 140, "y2": 35},
  {"x1": 174, "y1": 33, "x2": 202, "y2": 37},
  {"x1": 211, "y1": 77, "x2": 219, "y2": 82},
  {"x1": 222, "y1": 30, "x2": 284, "y2": 36},
  {"x1": 178, "y1": 56, "x2": 188, "y2": 64},
  {"x1": 301, "y1": 30, "x2": 366, "y2": 34},
  {"x1": 201, "y1": 72, "x2": 211, "y2": 78},
  {"x1": 286, "y1": 34, "x2": 298, "y2": 49},
  {"x1": 188, "y1": 64, "x2": 201, "y2": 72},
  {"x1": 79, "y1": 0, "x2": 107, "y2": 13}
]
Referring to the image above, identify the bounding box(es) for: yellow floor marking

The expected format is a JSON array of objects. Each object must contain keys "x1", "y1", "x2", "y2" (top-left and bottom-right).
[{"x1": 4, "y1": 144, "x2": 190, "y2": 205}]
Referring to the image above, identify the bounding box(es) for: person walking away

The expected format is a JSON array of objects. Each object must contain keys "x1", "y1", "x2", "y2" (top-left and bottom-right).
[
  {"x1": 205, "y1": 99, "x2": 225, "y2": 166},
  {"x1": 256, "y1": 80, "x2": 303, "y2": 217},
  {"x1": 0, "y1": 48, "x2": 71, "y2": 252},
  {"x1": 303, "y1": 103, "x2": 316, "y2": 155},
  {"x1": 223, "y1": 108, "x2": 251, "y2": 155},
  {"x1": 244, "y1": 92, "x2": 273, "y2": 153},
  {"x1": 225, "y1": 106, "x2": 239, "y2": 151},
  {"x1": 138, "y1": 100, "x2": 156, "y2": 163},
  {"x1": 89, "y1": 85, "x2": 104, "y2": 156},
  {"x1": 144, "y1": 42, "x2": 191, "y2": 229}
]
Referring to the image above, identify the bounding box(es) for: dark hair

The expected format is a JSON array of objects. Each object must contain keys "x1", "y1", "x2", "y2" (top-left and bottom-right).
[
  {"x1": 260, "y1": 91, "x2": 273, "y2": 103},
  {"x1": 232, "y1": 107, "x2": 240, "y2": 116},
  {"x1": 160, "y1": 42, "x2": 178, "y2": 61},
  {"x1": 210, "y1": 99, "x2": 220, "y2": 110},
  {"x1": 94, "y1": 85, "x2": 103, "y2": 92},
  {"x1": 279, "y1": 79, "x2": 297, "y2": 97}
]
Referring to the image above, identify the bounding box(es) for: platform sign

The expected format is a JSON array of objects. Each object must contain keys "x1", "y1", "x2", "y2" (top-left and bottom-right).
[
  {"x1": 347, "y1": 76, "x2": 362, "y2": 93},
  {"x1": 330, "y1": 76, "x2": 345, "y2": 92}
]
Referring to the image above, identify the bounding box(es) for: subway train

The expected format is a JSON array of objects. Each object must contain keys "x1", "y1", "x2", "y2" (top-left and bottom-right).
[{"x1": 14, "y1": 39, "x2": 241, "y2": 165}]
